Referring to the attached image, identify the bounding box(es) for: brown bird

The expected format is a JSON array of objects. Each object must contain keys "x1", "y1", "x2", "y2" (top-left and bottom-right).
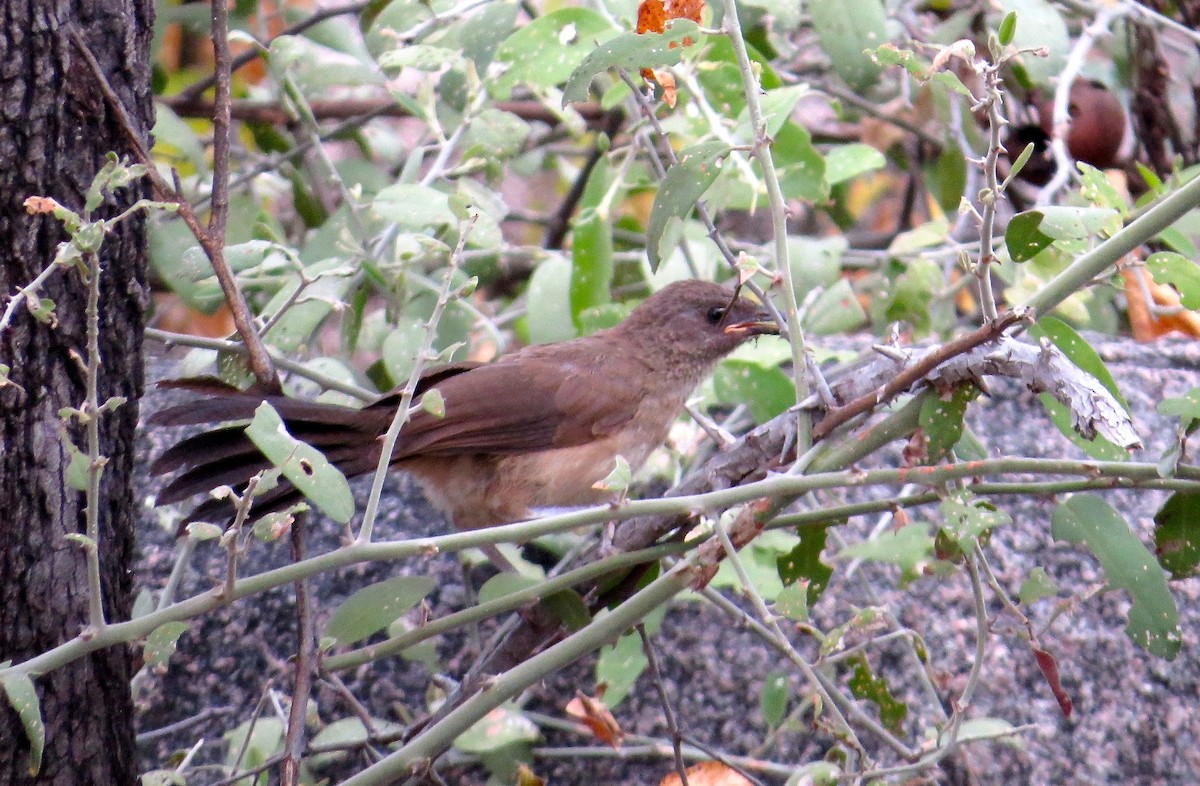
[{"x1": 152, "y1": 279, "x2": 779, "y2": 533}]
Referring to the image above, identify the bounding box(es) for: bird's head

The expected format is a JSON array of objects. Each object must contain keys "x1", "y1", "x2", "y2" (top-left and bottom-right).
[{"x1": 616, "y1": 280, "x2": 780, "y2": 369}]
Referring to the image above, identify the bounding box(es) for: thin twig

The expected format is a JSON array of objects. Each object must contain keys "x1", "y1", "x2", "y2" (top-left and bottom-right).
[
  {"x1": 68, "y1": 28, "x2": 279, "y2": 390},
  {"x1": 637, "y1": 625, "x2": 689, "y2": 786},
  {"x1": 282, "y1": 512, "x2": 316, "y2": 786}
]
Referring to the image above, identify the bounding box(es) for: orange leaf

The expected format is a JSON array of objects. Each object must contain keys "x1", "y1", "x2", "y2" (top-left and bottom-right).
[
  {"x1": 1123, "y1": 267, "x2": 1200, "y2": 340},
  {"x1": 565, "y1": 691, "x2": 624, "y2": 749},
  {"x1": 655, "y1": 69, "x2": 678, "y2": 107},
  {"x1": 637, "y1": 0, "x2": 667, "y2": 34},
  {"x1": 660, "y1": 760, "x2": 754, "y2": 786}
]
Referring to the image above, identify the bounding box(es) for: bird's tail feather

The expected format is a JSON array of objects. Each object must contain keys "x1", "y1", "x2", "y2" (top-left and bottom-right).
[{"x1": 151, "y1": 379, "x2": 381, "y2": 529}]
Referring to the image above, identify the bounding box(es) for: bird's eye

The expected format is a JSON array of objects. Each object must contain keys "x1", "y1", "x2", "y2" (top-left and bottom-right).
[{"x1": 706, "y1": 306, "x2": 726, "y2": 325}]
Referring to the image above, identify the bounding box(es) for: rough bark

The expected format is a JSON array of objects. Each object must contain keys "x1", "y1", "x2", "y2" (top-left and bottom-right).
[{"x1": 0, "y1": 2, "x2": 154, "y2": 785}]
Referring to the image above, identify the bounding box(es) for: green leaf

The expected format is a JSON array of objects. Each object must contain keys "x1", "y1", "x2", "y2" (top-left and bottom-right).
[
  {"x1": 803, "y1": 278, "x2": 868, "y2": 336},
  {"x1": 186, "y1": 521, "x2": 223, "y2": 541},
  {"x1": 492, "y1": 8, "x2": 617, "y2": 99},
  {"x1": 141, "y1": 770, "x2": 187, "y2": 786},
  {"x1": 224, "y1": 717, "x2": 283, "y2": 770},
  {"x1": 1146, "y1": 251, "x2": 1200, "y2": 310},
  {"x1": 1005, "y1": 210, "x2": 1054, "y2": 262},
  {"x1": 918, "y1": 384, "x2": 979, "y2": 464},
  {"x1": 773, "y1": 580, "x2": 810, "y2": 621},
  {"x1": 1052, "y1": 495, "x2": 1182, "y2": 659},
  {"x1": 525, "y1": 256, "x2": 577, "y2": 344},
  {"x1": 776, "y1": 526, "x2": 832, "y2": 605},
  {"x1": 824, "y1": 144, "x2": 886, "y2": 186},
  {"x1": 245, "y1": 403, "x2": 355, "y2": 523},
  {"x1": 712, "y1": 359, "x2": 795, "y2": 423},
  {"x1": 646, "y1": 142, "x2": 730, "y2": 269},
  {"x1": 1153, "y1": 493, "x2": 1200, "y2": 580},
  {"x1": 1031, "y1": 316, "x2": 1128, "y2": 411},
  {"x1": 940, "y1": 492, "x2": 1010, "y2": 551},
  {"x1": 956, "y1": 717, "x2": 1015, "y2": 742},
  {"x1": 738, "y1": 85, "x2": 809, "y2": 140},
  {"x1": 63, "y1": 437, "x2": 90, "y2": 492},
  {"x1": 929, "y1": 145, "x2": 969, "y2": 216},
  {"x1": 562, "y1": 20, "x2": 702, "y2": 105},
  {"x1": 477, "y1": 572, "x2": 542, "y2": 605},
  {"x1": 774, "y1": 121, "x2": 828, "y2": 202},
  {"x1": 1018, "y1": 567, "x2": 1059, "y2": 604},
  {"x1": 592, "y1": 455, "x2": 632, "y2": 492},
  {"x1": 543, "y1": 589, "x2": 592, "y2": 632},
  {"x1": 839, "y1": 523, "x2": 935, "y2": 581},
  {"x1": 152, "y1": 104, "x2": 207, "y2": 172},
  {"x1": 809, "y1": 0, "x2": 886, "y2": 91},
  {"x1": 325, "y1": 575, "x2": 437, "y2": 646},
  {"x1": 760, "y1": 671, "x2": 789, "y2": 728},
  {"x1": 1, "y1": 672, "x2": 44, "y2": 775},
  {"x1": 997, "y1": 11, "x2": 1017, "y2": 46},
  {"x1": 596, "y1": 630, "x2": 647, "y2": 707},
  {"x1": 1159, "y1": 388, "x2": 1200, "y2": 423},
  {"x1": 373, "y1": 183, "x2": 456, "y2": 230},
  {"x1": 144, "y1": 621, "x2": 189, "y2": 668},
  {"x1": 454, "y1": 704, "x2": 539, "y2": 753},
  {"x1": 380, "y1": 318, "x2": 428, "y2": 388},
  {"x1": 570, "y1": 159, "x2": 614, "y2": 327},
  {"x1": 847, "y1": 654, "x2": 907, "y2": 734}
]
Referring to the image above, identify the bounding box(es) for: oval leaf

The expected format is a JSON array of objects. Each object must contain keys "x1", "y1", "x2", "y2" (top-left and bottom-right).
[
  {"x1": 245, "y1": 403, "x2": 355, "y2": 523},
  {"x1": 1052, "y1": 494, "x2": 1182, "y2": 660},
  {"x1": 325, "y1": 575, "x2": 437, "y2": 646}
]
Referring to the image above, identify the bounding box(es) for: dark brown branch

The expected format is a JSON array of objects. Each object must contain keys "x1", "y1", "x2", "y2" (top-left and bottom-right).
[
  {"x1": 69, "y1": 29, "x2": 280, "y2": 391},
  {"x1": 159, "y1": 95, "x2": 615, "y2": 129},
  {"x1": 173, "y1": 2, "x2": 370, "y2": 104},
  {"x1": 543, "y1": 109, "x2": 625, "y2": 249},
  {"x1": 812, "y1": 309, "x2": 1029, "y2": 441}
]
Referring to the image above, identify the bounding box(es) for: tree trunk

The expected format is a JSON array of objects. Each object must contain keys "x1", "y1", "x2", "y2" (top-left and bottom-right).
[{"x1": 0, "y1": 2, "x2": 154, "y2": 785}]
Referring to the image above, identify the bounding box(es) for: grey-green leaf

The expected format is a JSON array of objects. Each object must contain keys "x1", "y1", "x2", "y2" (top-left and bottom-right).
[
  {"x1": 144, "y1": 621, "x2": 190, "y2": 668},
  {"x1": 244, "y1": 403, "x2": 355, "y2": 523},
  {"x1": 562, "y1": 21, "x2": 701, "y2": 106},
  {"x1": 1, "y1": 672, "x2": 44, "y2": 775},
  {"x1": 325, "y1": 576, "x2": 438, "y2": 646},
  {"x1": 1052, "y1": 494, "x2": 1181, "y2": 660},
  {"x1": 647, "y1": 141, "x2": 729, "y2": 269}
]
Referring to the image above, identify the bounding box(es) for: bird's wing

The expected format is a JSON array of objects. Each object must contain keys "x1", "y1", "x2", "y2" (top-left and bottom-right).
[{"x1": 389, "y1": 350, "x2": 650, "y2": 458}]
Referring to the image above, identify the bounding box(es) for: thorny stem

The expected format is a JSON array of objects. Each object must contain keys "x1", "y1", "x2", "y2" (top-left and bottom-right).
[
  {"x1": 83, "y1": 250, "x2": 105, "y2": 629},
  {"x1": 975, "y1": 64, "x2": 1004, "y2": 322},
  {"x1": 718, "y1": 0, "x2": 813, "y2": 451},
  {"x1": 712, "y1": 519, "x2": 872, "y2": 764},
  {"x1": 355, "y1": 216, "x2": 475, "y2": 543}
]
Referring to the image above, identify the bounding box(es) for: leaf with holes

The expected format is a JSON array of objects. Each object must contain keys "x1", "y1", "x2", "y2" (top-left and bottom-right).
[
  {"x1": 919, "y1": 384, "x2": 979, "y2": 464},
  {"x1": 144, "y1": 622, "x2": 189, "y2": 668},
  {"x1": 776, "y1": 526, "x2": 833, "y2": 605},
  {"x1": 493, "y1": 8, "x2": 617, "y2": 99},
  {"x1": 646, "y1": 141, "x2": 729, "y2": 269},
  {"x1": 940, "y1": 492, "x2": 1011, "y2": 551},
  {"x1": 245, "y1": 403, "x2": 354, "y2": 523},
  {"x1": 562, "y1": 20, "x2": 701, "y2": 105},
  {"x1": 847, "y1": 654, "x2": 908, "y2": 733},
  {"x1": 1154, "y1": 492, "x2": 1200, "y2": 580},
  {"x1": 1052, "y1": 494, "x2": 1181, "y2": 660}
]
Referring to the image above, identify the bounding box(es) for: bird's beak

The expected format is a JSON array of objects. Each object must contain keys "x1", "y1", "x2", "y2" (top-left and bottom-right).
[{"x1": 723, "y1": 315, "x2": 780, "y2": 337}]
